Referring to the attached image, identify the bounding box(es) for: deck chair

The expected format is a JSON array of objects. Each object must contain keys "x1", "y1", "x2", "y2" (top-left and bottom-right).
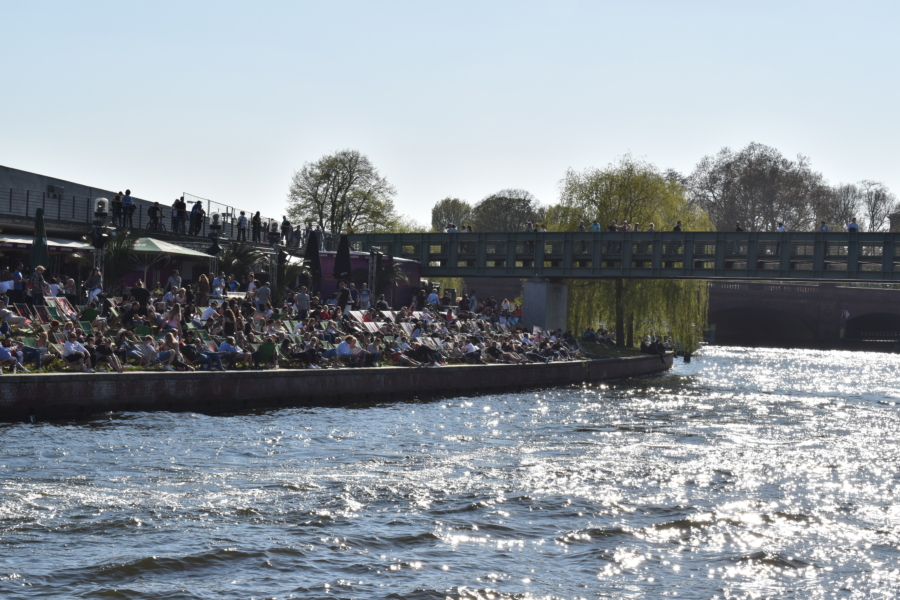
[{"x1": 256, "y1": 342, "x2": 276, "y2": 365}]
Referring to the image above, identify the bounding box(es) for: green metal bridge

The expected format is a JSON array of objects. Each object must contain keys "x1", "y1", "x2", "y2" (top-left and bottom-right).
[{"x1": 348, "y1": 231, "x2": 900, "y2": 281}]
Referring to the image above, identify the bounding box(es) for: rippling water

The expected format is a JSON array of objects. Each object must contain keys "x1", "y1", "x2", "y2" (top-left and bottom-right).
[{"x1": 2, "y1": 347, "x2": 899, "y2": 599}]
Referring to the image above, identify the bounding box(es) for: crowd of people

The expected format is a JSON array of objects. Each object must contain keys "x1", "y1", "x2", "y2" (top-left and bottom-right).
[{"x1": 0, "y1": 267, "x2": 588, "y2": 374}]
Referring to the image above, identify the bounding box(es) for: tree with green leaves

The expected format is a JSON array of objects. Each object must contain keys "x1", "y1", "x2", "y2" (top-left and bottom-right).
[
  {"x1": 218, "y1": 243, "x2": 269, "y2": 279},
  {"x1": 549, "y1": 155, "x2": 710, "y2": 350},
  {"x1": 70, "y1": 230, "x2": 140, "y2": 295},
  {"x1": 472, "y1": 189, "x2": 545, "y2": 232},
  {"x1": 273, "y1": 250, "x2": 310, "y2": 305},
  {"x1": 431, "y1": 197, "x2": 473, "y2": 232},
  {"x1": 287, "y1": 149, "x2": 400, "y2": 234}
]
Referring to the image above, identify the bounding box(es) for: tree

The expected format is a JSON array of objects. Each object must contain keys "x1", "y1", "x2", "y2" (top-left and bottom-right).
[
  {"x1": 70, "y1": 230, "x2": 140, "y2": 295},
  {"x1": 814, "y1": 181, "x2": 897, "y2": 231},
  {"x1": 549, "y1": 156, "x2": 710, "y2": 351},
  {"x1": 689, "y1": 142, "x2": 829, "y2": 232},
  {"x1": 287, "y1": 149, "x2": 398, "y2": 234},
  {"x1": 817, "y1": 183, "x2": 863, "y2": 230},
  {"x1": 431, "y1": 197, "x2": 473, "y2": 232},
  {"x1": 392, "y1": 215, "x2": 430, "y2": 233},
  {"x1": 218, "y1": 243, "x2": 268, "y2": 279},
  {"x1": 858, "y1": 180, "x2": 898, "y2": 231},
  {"x1": 273, "y1": 250, "x2": 310, "y2": 305},
  {"x1": 471, "y1": 189, "x2": 545, "y2": 232}
]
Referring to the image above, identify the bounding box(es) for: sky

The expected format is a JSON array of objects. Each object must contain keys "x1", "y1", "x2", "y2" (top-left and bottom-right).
[{"x1": 1, "y1": 1, "x2": 897, "y2": 225}]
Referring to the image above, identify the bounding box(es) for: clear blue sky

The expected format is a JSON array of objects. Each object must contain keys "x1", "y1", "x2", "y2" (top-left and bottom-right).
[{"x1": 2, "y1": 1, "x2": 897, "y2": 224}]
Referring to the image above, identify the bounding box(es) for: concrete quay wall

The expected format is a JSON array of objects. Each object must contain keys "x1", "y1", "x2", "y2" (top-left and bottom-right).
[{"x1": 0, "y1": 354, "x2": 673, "y2": 422}]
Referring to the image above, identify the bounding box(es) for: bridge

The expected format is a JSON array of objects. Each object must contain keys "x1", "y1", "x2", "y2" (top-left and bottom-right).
[
  {"x1": 709, "y1": 281, "x2": 900, "y2": 348},
  {"x1": 348, "y1": 231, "x2": 900, "y2": 282}
]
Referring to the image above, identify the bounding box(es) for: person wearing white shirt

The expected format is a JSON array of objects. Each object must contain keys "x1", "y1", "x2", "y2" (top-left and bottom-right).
[
  {"x1": 0, "y1": 300, "x2": 28, "y2": 327},
  {"x1": 195, "y1": 301, "x2": 219, "y2": 327},
  {"x1": 337, "y1": 335, "x2": 361, "y2": 367},
  {"x1": 62, "y1": 333, "x2": 94, "y2": 372},
  {"x1": 464, "y1": 338, "x2": 483, "y2": 363}
]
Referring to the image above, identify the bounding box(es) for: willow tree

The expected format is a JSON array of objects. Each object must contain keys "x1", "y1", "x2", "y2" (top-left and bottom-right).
[{"x1": 548, "y1": 155, "x2": 711, "y2": 351}]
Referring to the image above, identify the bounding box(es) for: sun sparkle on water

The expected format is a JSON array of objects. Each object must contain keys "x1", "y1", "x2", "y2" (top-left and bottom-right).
[{"x1": 0, "y1": 346, "x2": 898, "y2": 599}]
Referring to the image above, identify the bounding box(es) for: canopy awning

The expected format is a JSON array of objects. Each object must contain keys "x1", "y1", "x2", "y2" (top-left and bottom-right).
[
  {"x1": 132, "y1": 237, "x2": 212, "y2": 258},
  {"x1": 0, "y1": 234, "x2": 94, "y2": 253}
]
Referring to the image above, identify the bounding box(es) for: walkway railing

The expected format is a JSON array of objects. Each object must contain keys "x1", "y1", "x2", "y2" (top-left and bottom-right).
[
  {"x1": 348, "y1": 231, "x2": 900, "y2": 281},
  {"x1": 0, "y1": 185, "x2": 279, "y2": 244}
]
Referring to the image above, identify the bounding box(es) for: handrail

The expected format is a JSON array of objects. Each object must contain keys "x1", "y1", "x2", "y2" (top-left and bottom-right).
[
  {"x1": 348, "y1": 231, "x2": 900, "y2": 282},
  {"x1": 0, "y1": 184, "x2": 280, "y2": 244}
]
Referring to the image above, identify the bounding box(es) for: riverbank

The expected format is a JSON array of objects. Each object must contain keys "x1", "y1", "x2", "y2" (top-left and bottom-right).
[{"x1": 0, "y1": 353, "x2": 673, "y2": 422}]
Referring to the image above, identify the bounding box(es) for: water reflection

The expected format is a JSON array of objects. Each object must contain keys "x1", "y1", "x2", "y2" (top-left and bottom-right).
[{"x1": 0, "y1": 347, "x2": 898, "y2": 599}]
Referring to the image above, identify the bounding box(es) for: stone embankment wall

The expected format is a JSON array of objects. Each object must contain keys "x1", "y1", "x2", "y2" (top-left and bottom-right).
[{"x1": 0, "y1": 354, "x2": 673, "y2": 422}]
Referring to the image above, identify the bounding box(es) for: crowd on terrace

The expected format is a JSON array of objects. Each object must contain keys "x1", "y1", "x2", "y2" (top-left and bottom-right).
[{"x1": 0, "y1": 265, "x2": 591, "y2": 374}]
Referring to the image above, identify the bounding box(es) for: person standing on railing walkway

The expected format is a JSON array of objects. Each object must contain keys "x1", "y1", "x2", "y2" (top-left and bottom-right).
[
  {"x1": 847, "y1": 218, "x2": 859, "y2": 232},
  {"x1": 170, "y1": 198, "x2": 181, "y2": 233},
  {"x1": 122, "y1": 189, "x2": 134, "y2": 228},
  {"x1": 281, "y1": 216, "x2": 292, "y2": 245},
  {"x1": 251, "y1": 211, "x2": 262, "y2": 243},
  {"x1": 112, "y1": 193, "x2": 123, "y2": 227},
  {"x1": 174, "y1": 196, "x2": 187, "y2": 233},
  {"x1": 190, "y1": 201, "x2": 205, "y2": 235},
  {"x1": 237, "y1": 211, "x2": 248, "y2": 242}
]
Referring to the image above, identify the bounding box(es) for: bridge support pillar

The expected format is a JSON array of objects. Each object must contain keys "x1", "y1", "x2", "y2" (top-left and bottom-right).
[{"x1": 523, "y1": 278, "x2": 568, "y2": 333}]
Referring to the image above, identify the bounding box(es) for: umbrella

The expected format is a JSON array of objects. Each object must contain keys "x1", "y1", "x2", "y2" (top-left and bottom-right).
[
  {"x1": 130, "y1": 237, "x2": 211, "y2": 284},
  {"x1": 31, "y1": 208, "x2": 50, "y2": 270},
  {"x1": 303, "y1": 230, "x2": 322, "y2": 293},
  {"x1": 333, "y1": 234, "x2": 352, "y2": 282}
]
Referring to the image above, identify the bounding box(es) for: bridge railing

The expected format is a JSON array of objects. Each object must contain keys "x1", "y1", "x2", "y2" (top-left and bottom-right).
[{"x1": 348, "y1": 231, "x2": 900, "y2": 281}]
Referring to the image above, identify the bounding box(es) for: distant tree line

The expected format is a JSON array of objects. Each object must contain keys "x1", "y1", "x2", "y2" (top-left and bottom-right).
[
  {"x1": 430, "y1": 190, "x2": 546, "y2": 232},
  {"x1": 687, "y1": 142, "x2": 897, "y2": 232}
]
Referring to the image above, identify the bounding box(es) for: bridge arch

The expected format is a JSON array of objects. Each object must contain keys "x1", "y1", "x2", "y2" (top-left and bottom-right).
[
  {"x1": 709, "y1": 307, "x2": 818, "y2": 347},
  {"x1": 844, "y1": 312, "x2": 900, "y2": 341}
]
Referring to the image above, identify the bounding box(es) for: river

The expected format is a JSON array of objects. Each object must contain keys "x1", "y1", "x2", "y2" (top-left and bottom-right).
[{"x1": 1, "y1": 347, "x2": 899, "y2": 599}]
